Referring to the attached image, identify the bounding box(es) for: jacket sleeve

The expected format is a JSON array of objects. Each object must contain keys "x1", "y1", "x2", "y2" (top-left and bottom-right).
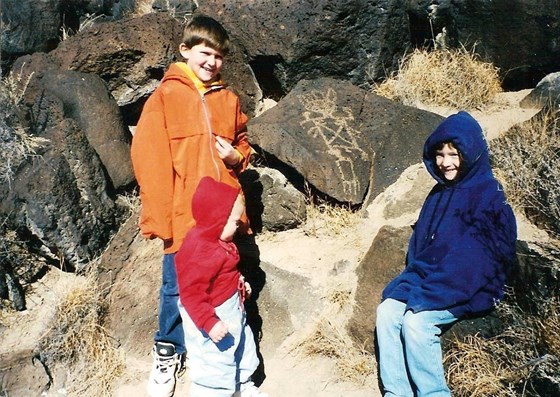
[
  {"x1": 176, "y1": 244, "x2": 223, "y2": 334},
  {"x1": 231, "y1": 102, "x2": 251, "y2": 174},
  {"x1": 131, "y1": 95, "x2": 174, "y2": 241},
  {"x1": 406, "y1": 202, "x2": 517, "y2": 314}
]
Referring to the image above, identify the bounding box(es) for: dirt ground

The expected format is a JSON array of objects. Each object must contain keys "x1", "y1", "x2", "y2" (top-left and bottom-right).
[{"x1": 0, "y1": 89, "x2": 542, "y2": 397}]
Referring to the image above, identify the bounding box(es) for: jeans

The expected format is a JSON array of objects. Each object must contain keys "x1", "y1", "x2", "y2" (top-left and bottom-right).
[
  {"x1": 376, "y1": 298, "x2": 458, "y2": 397},
  {"x1": 154, "y1": 253, "x2": 186, "y2": 354},
  {"x1": 179, "y1": 291, "x2": 259, "y2": 397}
]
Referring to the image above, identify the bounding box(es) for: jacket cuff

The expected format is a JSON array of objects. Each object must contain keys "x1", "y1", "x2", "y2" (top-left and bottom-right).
[{"x1": 202, "y1": 316, "x2": 220, "y2": 335}]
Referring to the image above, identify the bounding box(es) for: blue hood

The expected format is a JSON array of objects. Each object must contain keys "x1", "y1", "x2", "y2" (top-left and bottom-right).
[
  {"x1": 423, "y1": 111, "x2": 492, "y2": 187},
  {"x1": 382, "y1": 111, "x2": 517, "y2": 318}
]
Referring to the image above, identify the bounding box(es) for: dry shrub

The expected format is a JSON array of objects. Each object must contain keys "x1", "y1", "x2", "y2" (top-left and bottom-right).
[
  {"x1": 38, "y1": 271, "x2": 124, "y2": 397},
  {"x1": 326, "y1": 284, "x2": 352, "y2": 310},
  {"x1": 536, "y1": 298, "x2": 560, "y2": 358},
  {"x1": 303, "y1": 184, "x2": 361, "y2": 238},
  {"x1": 0, "y1": 67, "x2": 47, "y2": 188},
  {"x1": 292, "y1": 318, "x2": 375, "y2": 385},
  {"x1": 444, "y1": 297, "x2": 560, "y2": 397},
  {"x1": 130, "y1": 0, "x2": 196, "y2": 18},
  {"x1": 491, "y1": 109, "x2": 560, "y2": 236},
  {"x1": 445, "y1": 335, "x2": 516, "y2": 397},
  {"x1": 374, "y1": 46, "x2": 501, "y2": 110},
  {"x1": 130, "y1": 0, "x2": 155, "y2": 17},
  {"x1": 116, "y1": 188, "x2": 141, "y2": 216}
]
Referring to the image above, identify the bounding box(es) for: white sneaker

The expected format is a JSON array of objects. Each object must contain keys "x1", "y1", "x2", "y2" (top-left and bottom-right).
[
  {"x1": 147, "y1": 342, "x2": 180, "y2": 397},
  {"x1": 233, "y1": 381, "x2": 268, "y2": 397}
]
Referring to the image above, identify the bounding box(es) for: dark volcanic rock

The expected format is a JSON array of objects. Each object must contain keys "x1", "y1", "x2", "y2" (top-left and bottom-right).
[
  {"x1": 348, "y1": 225, "x2": 410, "y2": 351},
  {"x1": 248, "y1": 78, "x2": 442, "y2": 205}
]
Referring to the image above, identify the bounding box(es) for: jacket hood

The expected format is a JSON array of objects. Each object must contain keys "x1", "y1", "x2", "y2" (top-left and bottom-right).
[
  {"x1": 192, "y1": 176, "x2": 240, "y2": 240},
  {"x1": 162, "y1": 63, "x2": 225, "y2": 93},
  {"x1": 423, "y1": 111, "x2": 492, "y2": 187}
]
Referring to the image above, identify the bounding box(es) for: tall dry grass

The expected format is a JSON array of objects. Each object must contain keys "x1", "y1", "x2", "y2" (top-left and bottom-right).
[
  {"x1": 0, "y1": 67, "x2": 47, "y2": 189},
  {"x1": 37, "y1": 270, "x2": 125, "y2": 397},
  {"x1": 302, "y1": 183, "x2": 362, "y2": 238},
  {"x1": 491, "y1": 109, "x2": 560, "y2": 237},
  {"x1": 444, "y1": 296, "x2": 560, "y2": 396},
  {"x1": 374, "y1": 46, "x2": 502, "y2": 110},
  {"x1": 292, "y1": 317, "x2": 375, "y2": 386}
]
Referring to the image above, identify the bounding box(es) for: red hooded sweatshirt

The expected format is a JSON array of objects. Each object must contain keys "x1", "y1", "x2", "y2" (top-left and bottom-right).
[{"x1": 175, "y1": 176, "x2": 242, "y2": 334}]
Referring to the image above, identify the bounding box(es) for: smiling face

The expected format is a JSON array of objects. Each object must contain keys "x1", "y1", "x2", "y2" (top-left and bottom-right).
[
  {"x1": 435, "y1": 142, "x2": 462, "y2": 181},
  {"x1": 179, "y1": 42, "x2": 223, "y2": 83}
]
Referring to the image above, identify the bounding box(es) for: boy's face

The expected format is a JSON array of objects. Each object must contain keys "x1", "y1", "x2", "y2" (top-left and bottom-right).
[
  {"x1": 220, "y1": 195, "x2": 244, "y2": 242},
  {"x1": 435, "y1": 143, "x2": 461, "y2": 181},
  {"x1": 179, "y1": 43, "x2": 224, "y2": 82}
]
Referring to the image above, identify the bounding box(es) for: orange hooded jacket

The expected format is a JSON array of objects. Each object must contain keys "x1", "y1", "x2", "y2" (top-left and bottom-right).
[{"x1": 131, "y1": 63, "x2": 251, "y2": 254}]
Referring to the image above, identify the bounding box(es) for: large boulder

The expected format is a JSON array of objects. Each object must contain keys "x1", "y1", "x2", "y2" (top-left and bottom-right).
[
  {"x1": 248, "y1": 77, "x2": 442, "y2": 205},
  {"x1": 348, "y1": 225, "x2": 410, "y2": 351},
  {"x1": 51, "y1": 12, "x2": 183, "y2": 116},
  {"x1": 1, "y1": 0, "x2": 62, "y2": 69},
  {"x1": 197, "y1": 0, "x2": 411, "y2": 98},
  {"x1": 0, "y1": 69, "x2": 128, "y2": 270},
  {"x1": 12, "y1": 13, "x2": 184, "y2": 124},
  {"x1": 239, "y1": 166, "x2": 307, "y2": 233},
  {"x1": 11, "y1": 11, "x2": 261, "y2": 120},
  {"x1": 520, "y1": 72, "x2": 560, "y2": 109},
  {"x1": 40, "y1": 70, "x2": 134, "y2": 189},
  {"x1": 0, "y1": 0, "x2": 128, "y2": 73}
]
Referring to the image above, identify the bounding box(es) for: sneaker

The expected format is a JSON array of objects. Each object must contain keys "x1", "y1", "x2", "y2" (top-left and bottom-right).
[
  {"x1": 147, "y1": 342, "x2": 180, "y2": 397},
  {"x1": 176, "y1": 351, "x2": 188, "y2": 381},
  {"x1": 233, "y1": 381, "x2": 268, "y2": 397}
]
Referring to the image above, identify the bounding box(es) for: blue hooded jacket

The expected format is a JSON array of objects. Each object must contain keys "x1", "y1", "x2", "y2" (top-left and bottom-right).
[{"x1": 382, "y1": 111, "x2": 517, "y2": 318}]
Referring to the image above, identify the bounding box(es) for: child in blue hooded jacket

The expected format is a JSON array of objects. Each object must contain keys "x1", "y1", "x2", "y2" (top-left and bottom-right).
[{"x1": 376, "y1": 111, "x2": 517, "y2": 397}]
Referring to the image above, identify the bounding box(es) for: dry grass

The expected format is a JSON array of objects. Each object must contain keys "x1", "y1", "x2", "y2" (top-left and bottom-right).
[
  {"x1": 374, "y1": 46, "x2": 502, "y2": 110},
  {"x1": 290, "y1": 279, "x2": 373, "y2": 386},
  {"x1": 444, "y1": 296, "x2": 560, "y2": 397},
  {"x1": 445, "y1": 335, "x2": 517, "y2": 397},
  {"x1": 116, "y1": 188, "x2": 141, "y2": 216},
  {"x1": 130, "y1": 0, "x2": 155, "y2": 17},
  {"x1": 302, "y1": 184, "x2": 362, "y2": 238},
  {"x1": 491, "y1": 109, "x2": 560, "y2": 237},
  {"x1": 292, "y1": 317, "x2": 375, "y2": 385},
  {"x1": 536, "y1": 298, "x2": 560, "y2": 358},
  {"x1": 60, "y1": 13, "x2": 103, "y2": 40},
  {"x1": 37, "y1": 270, "x2": 125, "y2": 397},
  {"x1": 0, "y1": 67, "x2": 48, "y2": 188},
  {"x1": 129, "y1": 0, "x2": 196, "y2": 19},
  {"x1": 326, "y1": 284, "x2": 353, "y2": 310}
]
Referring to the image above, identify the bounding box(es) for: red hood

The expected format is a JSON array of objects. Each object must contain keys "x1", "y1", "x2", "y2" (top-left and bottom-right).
[{"x1": 191, "y1": 176, "x2": 240, "y2": 240}]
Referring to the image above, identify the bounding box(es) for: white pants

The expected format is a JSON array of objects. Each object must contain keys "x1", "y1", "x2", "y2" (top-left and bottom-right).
[{"x1": 178, "y1": 292, "x2": 259, "y2": 397}]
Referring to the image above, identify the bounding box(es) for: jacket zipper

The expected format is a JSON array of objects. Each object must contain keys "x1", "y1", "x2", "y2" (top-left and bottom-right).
[{"x1": 200, "y1": 93, "x2": 221, "y2": 180}]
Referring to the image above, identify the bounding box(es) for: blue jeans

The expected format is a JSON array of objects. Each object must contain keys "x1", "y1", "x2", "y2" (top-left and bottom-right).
[
  {"x1": 179, "y1": 291, "x2": 259, "y2": 397},
  {"x1": 376, "y1": 298, "x2": 458, "y2": 397},
  {"x1": 154, "y1": 253, "x2": 186, "y2": 354}
]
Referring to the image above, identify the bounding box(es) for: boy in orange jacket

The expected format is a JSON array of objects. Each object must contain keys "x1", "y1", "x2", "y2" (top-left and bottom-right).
[
  {"x1": 131, "y1": 15, "x2": 251, "y2": 397},
  {"x1": 176, "y1": 176, "x2": 266, "y2": 397}
]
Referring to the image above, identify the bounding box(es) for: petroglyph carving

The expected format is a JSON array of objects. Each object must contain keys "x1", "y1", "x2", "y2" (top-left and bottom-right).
[{"x1": 300, "y1": 88, "x2": 368, "y2": 198}]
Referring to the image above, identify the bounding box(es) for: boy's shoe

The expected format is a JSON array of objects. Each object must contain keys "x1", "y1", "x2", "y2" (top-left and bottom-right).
[
  {"x1": 233, "y1": 381, "x2": 268, "y2": 397},
  {"x1": 147, "y1": 342, "x2": 180, "y2": 397},
  {"x1": 176, "y1": 351, "x2": 188, "y2": 381}
]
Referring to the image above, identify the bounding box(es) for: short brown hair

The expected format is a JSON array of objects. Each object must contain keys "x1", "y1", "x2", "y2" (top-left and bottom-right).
[{"x1": 182, "y1": 15, "x2": 230, "y2": 56}]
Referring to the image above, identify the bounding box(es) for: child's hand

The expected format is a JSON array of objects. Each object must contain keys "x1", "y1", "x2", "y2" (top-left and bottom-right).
[
  {"x1": 215, "y1": 136, "x2": 242, "y2": 166},
  {"x1": 209, "y1": 320, "x2": 229, "y2": 343},
  {"x1": 244, "y1": 281, "x2": 252, "y2": 298}
]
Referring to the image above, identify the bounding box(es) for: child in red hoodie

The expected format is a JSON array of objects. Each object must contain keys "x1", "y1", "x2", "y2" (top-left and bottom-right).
[{"x1": 175, "y1": 176, "x2": 266, "y2": 397}]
